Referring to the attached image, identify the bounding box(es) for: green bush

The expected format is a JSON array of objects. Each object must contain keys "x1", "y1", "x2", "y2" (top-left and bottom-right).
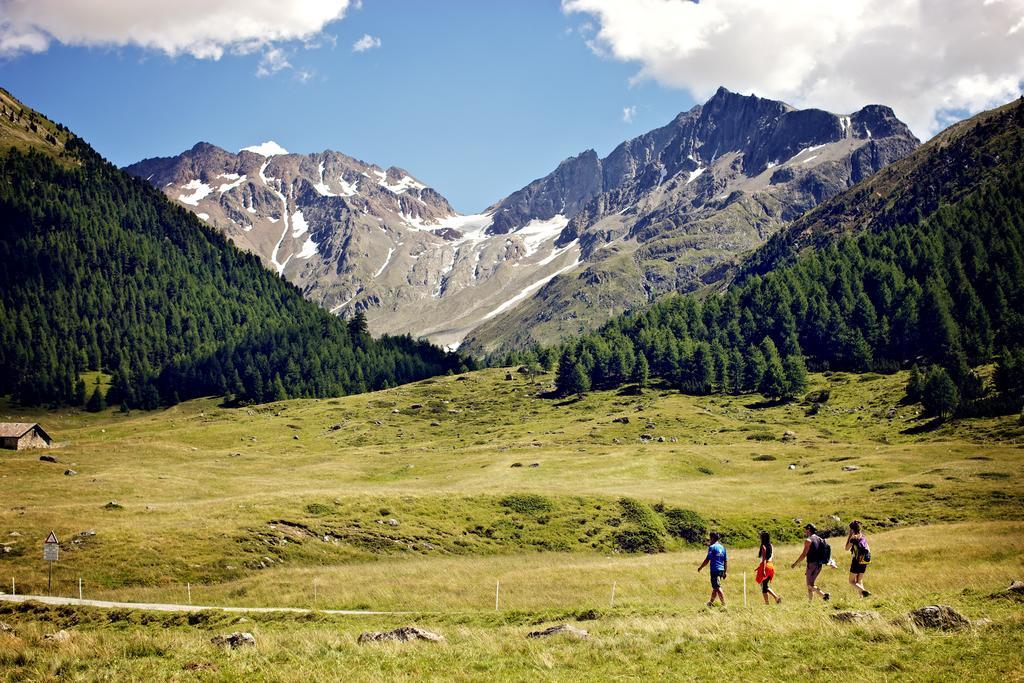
[
  {"x1": 613, "y1": 529, "x2": 665, "y2": 553},
  {"x1": 662, "y1": 508, "x2": 709, "y2": 543},
  {"x1": 618, "y1": 498, "x2": 665, "y2": 533},
  {"x1": 499, "y1": 494, "x2": 553, "y2": 515},
  {"x1": 304, "y1": 503, "x2": 333, "y2": 516}
]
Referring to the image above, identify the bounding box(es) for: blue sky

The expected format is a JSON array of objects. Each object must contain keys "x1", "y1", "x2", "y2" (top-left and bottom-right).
[
  {"x1": 0, "y1": 2, "x2": 696, "y2": 213},
  {"x1": 3, "y1": 1, "x2": 1020, "y2": 211}
]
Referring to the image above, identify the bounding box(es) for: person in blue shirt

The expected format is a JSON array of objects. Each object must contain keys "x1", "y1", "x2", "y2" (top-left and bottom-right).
[{"x1": 697, "y1": 531, "x2": 728, "y2": 606}]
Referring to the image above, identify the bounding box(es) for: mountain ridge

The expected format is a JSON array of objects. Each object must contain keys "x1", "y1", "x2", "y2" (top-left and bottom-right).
[{"x1": 125, "y1": 87, "x2": 919, "y2": 355}]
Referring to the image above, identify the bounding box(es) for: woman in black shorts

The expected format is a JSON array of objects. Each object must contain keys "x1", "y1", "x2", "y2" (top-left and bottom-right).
[
  {"x1": 757, "y1": 530, "x2": 782, "y2": 604},
  {"x1": 845, "y1": 520, "x2": 872, "y2": 598}
]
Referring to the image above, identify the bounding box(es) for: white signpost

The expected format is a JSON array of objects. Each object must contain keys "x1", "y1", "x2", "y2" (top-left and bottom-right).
[{"x1": 43, "y1": 531, "x2": 59, "y2": 595}]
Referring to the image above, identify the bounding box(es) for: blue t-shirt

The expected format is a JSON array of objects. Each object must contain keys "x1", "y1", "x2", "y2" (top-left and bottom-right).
[{"x1": 707, "y1": 542, "x2": 727, "y2": 573}]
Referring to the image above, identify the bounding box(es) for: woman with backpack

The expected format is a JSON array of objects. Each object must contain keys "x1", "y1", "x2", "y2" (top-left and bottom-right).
[
  {"x1": 845, "y1": 520, "x2": 872, "y2": 598},
  {"x1": 791, "y1": 523, "x2": 831, "y2": 602},
  {"x1": 756, "y1": 530, "x2": 782, "y2": 605}
]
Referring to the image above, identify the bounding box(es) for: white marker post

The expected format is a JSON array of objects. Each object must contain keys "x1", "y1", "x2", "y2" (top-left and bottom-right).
[
  {"x1": 495, "y1": 580, "x2": 500, "y2": 611},
  {"x1": 43, "y1": 532, "x2": 59, "y2": 596},
  {"x1": 11, "y1": 577, "x2": 14, "y2": 596},
  {"x1": 743, "y1": 572, "x2": 748, "y2": 608},
  {"x1": 610, "y1": 581, "x2": 617, "y2": 608},
  {"x1": 79, "y1": 577, "x2": 83, "y2": 600},
  {"x1": 187, "y1": 582, "x2": 192, "y2": 605}
]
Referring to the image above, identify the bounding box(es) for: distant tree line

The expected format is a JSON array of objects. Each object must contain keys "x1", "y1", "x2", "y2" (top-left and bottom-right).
[
  {"x1": 500, "y1": 162, "x2": 1024, "y2": 418},
  {"x1": 0, "y1": 146, "x2": 468, "y2": 409}
]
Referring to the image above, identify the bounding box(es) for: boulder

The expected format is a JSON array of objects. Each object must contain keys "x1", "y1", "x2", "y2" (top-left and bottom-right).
[
  {"x1": 510, "y1": 462, "x2": 523, "y2": 468},
  {"x1": 529, "y1": 463, "x2": 540, "y2": 468},
  {"x1": 788, "y1": 464, "x2": 797, "y2": 470},
  {"x1": 831, "y1": 610, "x2": 880, "y2": 623},
  {"x1": 657, "y1": 436, "x2": 666, "y2": 443},
  {"x1": 210, "y1": 632, "x2": 256, "y2": 649},
  {"x1": 909, "y1": 605, "x2": 971, "y2": 630},
  {"x1": 527, "y1": 624, "x2": 590, "y2": 640},
  {"x1": 639, "y1": 434, "x2": 653, "y2": 442},
  {"x1": 103, "y1": 501, "x2": 123, "y2": 510},
  {"x1": 612, "y1": 416, "x2": 630, "y2": 424},
  {"x1": 64, "y1": 469, "x2": 77, "y2": 476},
  {"x1": 358, "y1": 626, "x2": 444, "y2": 643},
  {"x1": 842, "y1": 465, "x2": 860, "y2": 472},
  {"x1": 44, "y1": 629, "x2": 72, "y2": 642},
  {"x1": 39, "y1": 455, "x2": 58, "y2": 463},
  {"x1": 782, "y1": 430, "x2": 797, "y2": 441},
  {"x1": 0, "y1": 621, "x2": 13, "y2": 633},
  {"x1": 1009, "y1": 580, "x2": 1024, "y2": 594}
]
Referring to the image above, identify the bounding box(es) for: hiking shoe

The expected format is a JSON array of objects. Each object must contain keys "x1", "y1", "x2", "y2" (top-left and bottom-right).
[
  {"x1": 776, "y1": 597, "x2": 783, "y2": 605},
  {"x1": 862, "y1": 590, "x2": 871, "y2": 598},
  {"x1": 823, "y1": 593, "x2": 831, "y2": 601}
]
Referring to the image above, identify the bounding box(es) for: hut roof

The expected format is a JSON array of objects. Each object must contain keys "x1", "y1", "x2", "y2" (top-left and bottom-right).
[{"x1": 0, "y1": 422, "x2": 50, "y2": 440}]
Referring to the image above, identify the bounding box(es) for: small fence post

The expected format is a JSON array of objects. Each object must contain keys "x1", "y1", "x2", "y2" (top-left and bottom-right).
[
  {"x1": 610, "y1": 581, "x2": 617, "y2": 608},
  {"x1": 10, "y1": 577, "x2": 14, "y2": 596},
  {"x1": 187, "y1": 582, "x2": 192, "y2": 605},
  {"x1": 79, "y1": 577, "x2": 83, "y2": 600},
  {"x1": 495, "y1": 580, "x2": 500, "y2": 611}
]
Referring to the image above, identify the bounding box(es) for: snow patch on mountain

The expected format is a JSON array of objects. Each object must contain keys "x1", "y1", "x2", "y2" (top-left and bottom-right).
[{"x1": 178, "y1": 179, "x2": 212, "y2": 206}]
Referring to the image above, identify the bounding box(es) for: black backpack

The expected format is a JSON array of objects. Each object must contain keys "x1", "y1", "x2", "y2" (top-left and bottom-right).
[{"x1": 811, "y1": 534, "x2": 832, "y2": 564}]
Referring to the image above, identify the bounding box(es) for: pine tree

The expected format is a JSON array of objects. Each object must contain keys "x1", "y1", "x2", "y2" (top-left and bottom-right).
[
  {"x1": 73, "y1": 378, "x2": 86, "y2": 406},
  {"x1": 555, "y1": 348, "x2": 589, "y2": 397},
  {"x1": 633, "y1": 353, "x2": 650, "y2": 391},
  {"x1": 85, "y1": 386, "x2": 105, "y2": 412},
  {"x1": 922, "y1": 366, "x2": 959, "y2": 419},
  {"x1": 783, "y1": 354, "x2": 808, "y2": 399},
  {"x1": 906, "y1": 364, "x2": 925, "y2": 402},
  {"x1": 758, "y1": 338, "x2": 787, "y2": 399}
]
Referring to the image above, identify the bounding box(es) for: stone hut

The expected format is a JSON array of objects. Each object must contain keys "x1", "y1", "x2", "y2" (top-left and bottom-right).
[{"x1": 0, "y1": 423, "x2": 52, "y2": 450}]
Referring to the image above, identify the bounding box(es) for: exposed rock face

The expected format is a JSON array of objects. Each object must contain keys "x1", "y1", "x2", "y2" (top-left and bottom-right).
[
  {"x1": 909, "y1": 605, "x2": 971, "y2": 630},
  {"x1": 526, "y1": 624, "x2": 591, "y2": 639},
  {"x1": 357, "y1": 626, "x2": 445, "y2": 643},
  {"x1": 464, "y1": 87, "x2": 918, "y2": 354},
  {"x1": 831, "y1": 610, "x2": 880, "y2": 623},
  {"x1": 127, "y1": 87, "x2": 917, "y2": 353},
  {"x1": 210, "y1": 632, "x2": 256, "y2": 649},
  {"x1": 126, "y1": 144, "x2": 581, "y2": 350}
]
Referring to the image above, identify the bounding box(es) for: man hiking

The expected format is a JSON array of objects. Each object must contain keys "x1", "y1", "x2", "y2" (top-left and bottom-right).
[
  {"x1": 791, "y1": 523, "x2": 831, "y2": 602},
  {"x1": 697, "y1": 531, "x2": 728, "y2": 607}
]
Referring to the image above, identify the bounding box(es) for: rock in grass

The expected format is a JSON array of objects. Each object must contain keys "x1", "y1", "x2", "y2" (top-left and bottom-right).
[
  {"x1": 103, "y1": 500, "x2": 123, "y2": 510},
  {"x1": 210, "y1": 632, "x2": 256, "y2": 649},
  {"x1": 527, "y1": 624, "x2": 590, "y2": 640},
  {"x1": 44, "y1": 629, "x2": 72, "y2": 642},
  {"x1": 39, "y1": 455, "x2": 58, "y2": 463},
  {"x1": 1009, "y1": 580, "x2": 1024, "y2": 594},
  {"x1": 64, "y1": 469, "x2": 77, "y2": 476},
  {"x1": 909, "y1": 605, "x2": 971, "y2": 630},
  {"x1": 842, "y1": 465, "x2": 860, "y2": 472},
  {"x1": 0, "y1": 621, "x2": 13, "y2": 634},
  {"x1": 782, "y1": 430, "x2": 797, "y2": 441},
  {"x1": 358, "y1": 626, "x2": 444, "y2": 643},
  {"x1": 831, "y1": 610, "x2": 880, "y2": 623}
]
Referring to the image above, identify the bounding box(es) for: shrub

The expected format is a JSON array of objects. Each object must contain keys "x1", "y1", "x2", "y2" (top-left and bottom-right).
[
  {"x1": 614, "y1": 529, "x2": 665, "y2": 553},
  {"x1": 618, "y1": 498, "x2": 665, "y2": 533},
  {"x1": 752, "y1": 454, "x2": 777, "y2": 461},
  {"x1": 499, "y1": 494, "x2": 552, "y2": 515},
  {"x1": 304, "y1": 503, "x2": 333, "y2": 516},
  {"x1": 662, "y1": 508, "x2": 709, "y2": 543}
]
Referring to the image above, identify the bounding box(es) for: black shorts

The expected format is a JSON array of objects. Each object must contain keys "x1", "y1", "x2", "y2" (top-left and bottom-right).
[
  {"x1": 850, "y1": 561, "x2": 868, "y2": 574},
  {"x1": 761, "y1": 579, "x2": 772, "y2": 593},
  {"x1": 711, "y1": 571, "x2": 725, "y2": 589}
]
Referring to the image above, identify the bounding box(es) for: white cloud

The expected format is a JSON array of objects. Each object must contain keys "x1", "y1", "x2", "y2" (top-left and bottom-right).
[
  {"x1": 256, "y1": 47, "x2": 291, "y2": 77},
  {"x1": 352, "y1": 33, "x2": 381, "y2": 52},
  {"x1": 563, "y1": 0, "x2": 1024, "y2": 138},
  {"x1": 622, "y1": 105, "x2": 637, "y2": 123},
  {"x1": 0, "y1": 0, "x2": 351, "y2": 60}
]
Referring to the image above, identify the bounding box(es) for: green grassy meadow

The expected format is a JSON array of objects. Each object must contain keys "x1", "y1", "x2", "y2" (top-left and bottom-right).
[{"x1": 1, "y1": 368, "x2": 1022, "y2": 679}]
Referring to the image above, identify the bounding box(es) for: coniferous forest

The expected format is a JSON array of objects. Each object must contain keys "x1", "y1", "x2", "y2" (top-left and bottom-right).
[
  {"x1": 0, "y1": 141, "x2": 467, "y2": 408},
  {"x1": 541, "y1": 102, "x2": 1024, "y2": 418}
]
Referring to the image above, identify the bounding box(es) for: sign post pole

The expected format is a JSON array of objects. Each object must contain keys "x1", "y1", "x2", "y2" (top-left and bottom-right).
[{"x1": 43, "y1": 532, "x2": 59, "y2": 597}]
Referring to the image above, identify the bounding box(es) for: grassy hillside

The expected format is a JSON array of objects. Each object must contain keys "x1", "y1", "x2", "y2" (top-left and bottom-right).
[
  {"x1": 1, "y1": 368, "x2": 1020, "y2": 589},
  {"x1": 0, "y1": 368, "x2": 1022, "y2": 679}
]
